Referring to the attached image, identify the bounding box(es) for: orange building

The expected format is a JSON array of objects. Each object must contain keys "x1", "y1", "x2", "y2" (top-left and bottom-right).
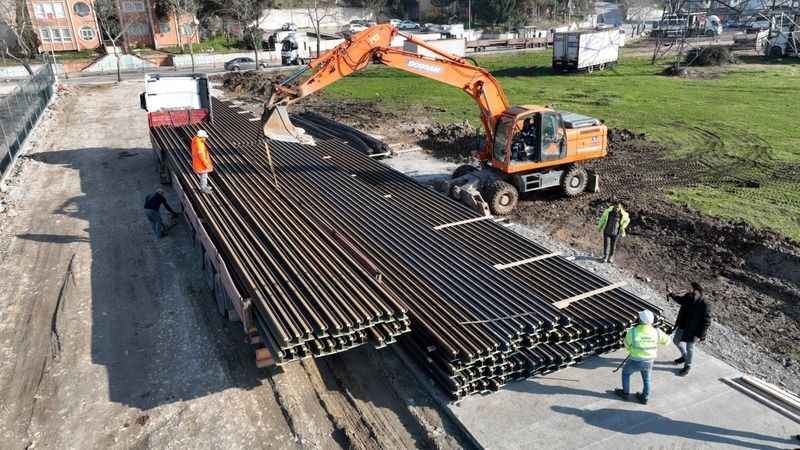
[
  {"x1": 28, "y1": 0, "x2": 103, "y2": 52},
  {"x1": 117, "y1": 0, "x2": 199, "y2": 49},
  {"x1": 27, "y1": 0, "x2": 198, "y2": 52}
]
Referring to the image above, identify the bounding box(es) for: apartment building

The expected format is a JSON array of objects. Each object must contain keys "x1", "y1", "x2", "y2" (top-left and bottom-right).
[
  {"x1": 28, "y1": 0, "x2": 103, "y2": 52},
  {"x1": 27, "y1": 0, "x2": 198, "y2": 53},
  {"x1": 117, "y1": 0, "x2": 199, "y2": 49}
]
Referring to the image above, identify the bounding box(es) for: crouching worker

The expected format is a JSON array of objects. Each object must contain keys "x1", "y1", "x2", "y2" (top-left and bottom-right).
[
  {"x1": 615, "y1": 310, "x2": 670, "y2": 405},
  {"x1": 144, "y1": 187, "x2": 178, "y2": 239}
]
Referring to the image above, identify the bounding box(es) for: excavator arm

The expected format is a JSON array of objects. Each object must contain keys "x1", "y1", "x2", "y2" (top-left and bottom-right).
[{"x1": 265, "y1": 24, "x2": 511, "y2": 148}]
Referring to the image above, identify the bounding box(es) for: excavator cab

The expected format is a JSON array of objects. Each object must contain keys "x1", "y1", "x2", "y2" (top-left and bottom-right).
[{"x1": 491, "y1": 108, "x2": 568, "y2": 170}]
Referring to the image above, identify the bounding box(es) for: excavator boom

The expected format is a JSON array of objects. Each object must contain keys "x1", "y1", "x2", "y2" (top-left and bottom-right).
[{"x1": 264, "y1": 24, "x2": 510, "y2": 149}]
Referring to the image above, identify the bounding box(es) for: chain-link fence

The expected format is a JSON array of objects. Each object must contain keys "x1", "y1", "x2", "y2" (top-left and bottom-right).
[{"x1": 0, "y1": 63, "x2": 55, "y2": 180}]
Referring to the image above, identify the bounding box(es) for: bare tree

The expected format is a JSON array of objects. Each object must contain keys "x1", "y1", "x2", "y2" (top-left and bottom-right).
[
  {"x1": 301, "y1": 0, "x2": 337, "y2": 58},
  {"x1": 358, "y1": 0, "x2": 387, "y2": 20},
  {"x1": 94, "y1": 0, "x2": 133, "y2": 82},
  {"x1": 0, "y1": 0, "x2": 39, "y2": 75},
  {"x1": 228, "y1": 0, "x2": 273, "y2": 69}
]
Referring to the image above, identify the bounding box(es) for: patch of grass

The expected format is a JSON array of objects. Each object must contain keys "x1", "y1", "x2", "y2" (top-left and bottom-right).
[
  {"x1": 161, "y1": 35, "x2": 249, "y2": 54},
  {"x1": 323, "y1": 51, "x2": 800, "y2": 239},
  {"x1": 52, "y1": 50, "x2": 102, "y2": 60}
]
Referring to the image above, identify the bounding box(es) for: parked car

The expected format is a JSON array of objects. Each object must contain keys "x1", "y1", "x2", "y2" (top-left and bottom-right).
[
  {"x1": 747, "y1": 19, "x2": 771, "y2": 32},
  {"x1": 398, "y1": 20, "x2": 420, "y2": 30},
  {"x1": 224, "y1": 57, "x2": 266, "y2": 71},
  {"x1": 388, "y1": 19, "x2": 402, "y2": 27},
  {"x1": 724, "y1": 18, "x2": 740, "y2": 28},
  {"x1": 341, "y1": 19, "x2": 374, "y2": 34},
  {"x1": 281, "y1": 22, "x2": 297, "y2": 31}
]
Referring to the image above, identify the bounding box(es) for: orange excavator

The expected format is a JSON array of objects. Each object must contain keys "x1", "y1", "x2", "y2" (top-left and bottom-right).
[{"x1": 263, "y1": 24, "x2": 608, "y2": 215}]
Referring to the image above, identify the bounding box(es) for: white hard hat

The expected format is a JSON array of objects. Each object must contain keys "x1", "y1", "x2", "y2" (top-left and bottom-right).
[
  {"x1": 638, "y1": 310, "x2": 654, "y2": 325},
  {"x1": 197, "y1": 130, "x2": 209, "y2": 138}
]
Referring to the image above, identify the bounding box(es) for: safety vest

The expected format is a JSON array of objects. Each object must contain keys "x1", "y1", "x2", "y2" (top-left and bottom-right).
[
  {"x1": 191, "y1": 136, "x2": 213, "y2": 174},
  {"x1": 624, "y1": 324, "x2": 668, "y2": 361}
]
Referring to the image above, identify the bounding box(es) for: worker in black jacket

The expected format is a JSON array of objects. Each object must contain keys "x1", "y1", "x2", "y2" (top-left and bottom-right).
[
  {"x1": 144, "y1": 187, "x2": 178, "y2": 239},
  {"x1": 667, "y1": 282, "x2": 712, "y2": 376}
]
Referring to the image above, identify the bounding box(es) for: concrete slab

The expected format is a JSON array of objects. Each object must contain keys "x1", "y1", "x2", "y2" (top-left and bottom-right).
[
  {"x1": 382, "y1": 149, "x2": 458, "y2": 185},
  {"x1": 449, "y1": 347, "x2": 799, "y2": 450}
]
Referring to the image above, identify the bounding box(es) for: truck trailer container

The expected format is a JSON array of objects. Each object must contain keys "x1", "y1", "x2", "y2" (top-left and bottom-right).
[{"x1": 552, "y1": 28, "x2": 621, "y2": 72}]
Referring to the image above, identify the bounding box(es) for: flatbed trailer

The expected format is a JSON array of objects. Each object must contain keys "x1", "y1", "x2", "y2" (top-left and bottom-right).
[{"x1": 467, "y1": 36, "x2": 549, "y2": 52}]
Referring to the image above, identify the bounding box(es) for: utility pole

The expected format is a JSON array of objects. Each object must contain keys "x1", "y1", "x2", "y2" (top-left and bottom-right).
[{"x1": 468, "y1": 0, "x2": 471, "y2": 29}]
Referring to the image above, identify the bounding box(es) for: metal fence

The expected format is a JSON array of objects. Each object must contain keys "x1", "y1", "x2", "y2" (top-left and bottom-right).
[{"x1": 0, "y1": 63, "x2": 55, "y2": 180}]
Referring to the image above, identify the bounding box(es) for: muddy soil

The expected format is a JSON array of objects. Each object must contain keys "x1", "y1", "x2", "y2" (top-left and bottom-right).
[{"x1": 513, "y1": 131, "x2": 800, "y2": 376}]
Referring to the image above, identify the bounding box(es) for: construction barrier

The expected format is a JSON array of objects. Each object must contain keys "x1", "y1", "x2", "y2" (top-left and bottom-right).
[{"x1": 0, "y1": 63, "x2": 55, "y2": 181}]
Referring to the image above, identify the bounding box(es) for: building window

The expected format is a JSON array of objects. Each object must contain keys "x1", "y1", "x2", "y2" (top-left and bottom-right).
[
  {"x1": 159, "y1": 21, "x2": 171, "y2": 33},
  {"x1": 73, "y1": 2, "x2": 91, "y2": 17},
  {"x1": 121, "y1": 1, "x2": 145, "y2": 12},
  {"x1": 40, "y1": 27, "x2": 73, "y2": 43},
  {"x1": 180, "y1": 24, "x2": 194, "y2": 36},
  {"x1": 127, "y1": 22, "x2": 149, "y2": 35},
  {"x1": 34, "y1": 3, "x2": 61, "y2": 19},
  {"x1": 80, "y1": 27, "x2": 95, "y2": 40}
]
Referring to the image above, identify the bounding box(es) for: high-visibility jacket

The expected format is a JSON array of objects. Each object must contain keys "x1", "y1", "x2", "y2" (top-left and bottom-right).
[
  {"x1": 597, "y1": 206, "x2": 630, "y2": 237},
  {"x1": 191, "y1": 136, "x2": 213, "y2": 174},
  {"x1": 624, "y1": 324, "x2": 670, "y2": 361}
]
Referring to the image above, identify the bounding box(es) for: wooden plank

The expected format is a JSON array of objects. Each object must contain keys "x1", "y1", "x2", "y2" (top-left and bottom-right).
[
  {"x1": 434, "y1": 215, "x2": 494, "y2": 230},
  {"x1": 493, "y1": 253, "x2": 560, "y2": 270},
  {"x1": 553, "y1": 282, "x2": 627, "y2": 310}
]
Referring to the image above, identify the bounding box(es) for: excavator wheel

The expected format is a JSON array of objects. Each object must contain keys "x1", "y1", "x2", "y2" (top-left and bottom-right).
[
  {"x1": 452, "y1": 164, "x2": 478, "y2": 179},
  {"x1": 487, "y1": 180, "x2": 518, "y2": 216},
  {"x1": 562, "y1": 165, "x2": 588, "y2": 197}
]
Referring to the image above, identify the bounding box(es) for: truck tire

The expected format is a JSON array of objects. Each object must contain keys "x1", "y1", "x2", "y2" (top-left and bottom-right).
[
  {"x1": 769, "y1": 46, "x2": 783, "y2": 57},
  {"x1": 487, "y1": 180, "x2": 518, "y2": 215},
  {"x1": 232, "y1": 66, "x2": 240, "y2": 71},
  {"x1": 561, "y1": 165, "x2": 588, "y2": 197},
  {"x1": 452, "y1": 164, "x2": 478, "y2": 179}
]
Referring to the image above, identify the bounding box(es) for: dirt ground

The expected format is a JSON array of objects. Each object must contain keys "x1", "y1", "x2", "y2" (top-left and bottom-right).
[
  {"x1": 0, "y1": 82, "x2": 474, "y2": 450},
  {"x1": 218, "y1": 80, "x2": 800, "y2": 393}
]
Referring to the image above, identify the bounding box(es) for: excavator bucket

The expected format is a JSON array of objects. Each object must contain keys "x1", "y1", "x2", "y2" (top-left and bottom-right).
[{"x1": 262, "y1": 105, "x2": 316, "y2": 145}]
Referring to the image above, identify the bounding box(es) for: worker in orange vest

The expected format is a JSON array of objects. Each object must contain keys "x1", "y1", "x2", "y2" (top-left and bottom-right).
[{"x1": 191, "y1": 130, "x2": 213, "y2": 194}]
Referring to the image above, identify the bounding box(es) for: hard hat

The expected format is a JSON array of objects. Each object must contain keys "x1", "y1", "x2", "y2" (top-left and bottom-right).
[
  {"x1": 638, "y1": 310, "x2": 654, "y2": 325},
  {"x1": 197, "y1": 130, "x2": 209, "y2": 138}
]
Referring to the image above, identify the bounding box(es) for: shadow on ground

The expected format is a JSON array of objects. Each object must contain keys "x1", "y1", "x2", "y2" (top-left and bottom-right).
[
  {"x1": 24, "y1": 147, "x2": 264, "y2": 410},
  {"x1": 551, "y1": 405, "x2": 796, "y2": 449}
]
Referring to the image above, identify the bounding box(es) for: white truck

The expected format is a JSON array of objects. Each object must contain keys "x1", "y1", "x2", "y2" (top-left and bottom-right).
[
  {"x1": 281, "y1": 33, "x2": 311, "y2": 65},
  {"x1": 552, "y1": 28, "x2": 621, "y2": 72}
]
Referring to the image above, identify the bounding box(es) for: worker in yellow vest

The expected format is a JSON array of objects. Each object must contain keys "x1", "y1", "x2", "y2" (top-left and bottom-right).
[{"x1": 614, "y1": 310, "x2": 670, "y2": 405}]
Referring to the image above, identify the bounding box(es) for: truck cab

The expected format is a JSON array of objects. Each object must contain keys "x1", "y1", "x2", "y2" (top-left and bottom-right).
[
  {"x1": 281, "y1": 34, "x2": 311, "y2": 65},
  {"x1": 140, "y1": 73, "x2": 212, "y2": 183}
]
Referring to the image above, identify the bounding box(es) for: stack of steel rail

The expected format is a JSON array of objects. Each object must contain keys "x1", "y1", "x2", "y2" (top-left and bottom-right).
[
  {"x1": 149, "y1": 109, "x2": 411, "y2": 365},
  {"x1": 155, "y1": 98, "x2": 666, "y2": 399}
]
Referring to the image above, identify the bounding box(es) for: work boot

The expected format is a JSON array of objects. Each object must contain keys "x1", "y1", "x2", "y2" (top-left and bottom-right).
[
  {"x1": 673, "y1": 357, "x2": 685, "y2": 365},
  {"x1": 613, "y1": 388, "x2": 630, "y2": 400},
  {"x1": 607, "y1": 257, "x2": 614, "y2": 263},
  {"x1": 678, "y1": 365, "x2": 691, "y2": 376},
  {"x1": 636, "y1": 393, "x2": 648, "y2": 405}
]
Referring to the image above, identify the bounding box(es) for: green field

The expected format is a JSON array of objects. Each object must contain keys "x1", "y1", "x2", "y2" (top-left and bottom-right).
[{"x1": 323, "y1": 51, "x2": 800, "y2": 240}]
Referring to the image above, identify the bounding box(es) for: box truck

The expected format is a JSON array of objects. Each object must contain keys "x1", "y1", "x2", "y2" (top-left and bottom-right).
[{"x1": 552, "y1": 28, "x2": 621, "y2": 72}]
